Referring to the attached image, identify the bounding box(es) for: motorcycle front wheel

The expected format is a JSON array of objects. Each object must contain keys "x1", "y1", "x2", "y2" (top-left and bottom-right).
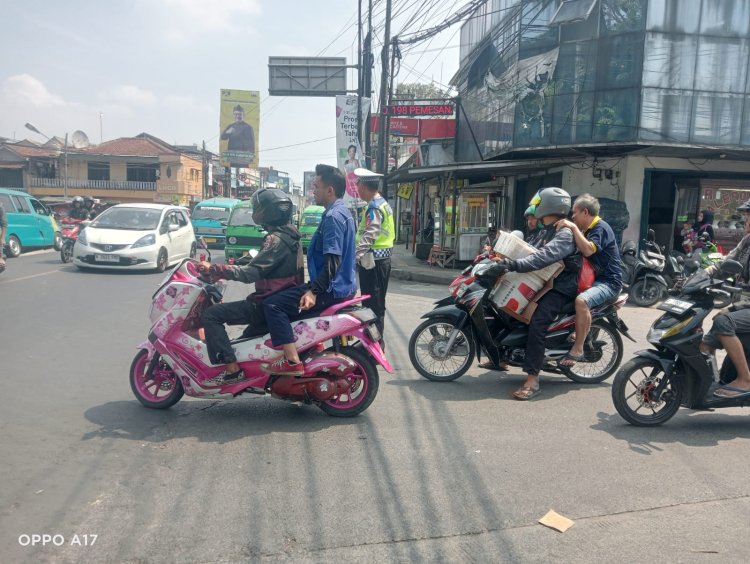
[
  {"x1": 409, "y1": 316, "x2": 476, "y2": 381},
  {"x1": 629, "y1": 279, "x2": 665, "y2": 307},
  {"x1": 612, "y1": 357, "x2": 683, "y2": 426},
  {"x1": 130, "y1": 350, "x2": 184, "y2": 409},
  {"x1": 60, "y1": 241, "x2": 74, "y2": 263}
]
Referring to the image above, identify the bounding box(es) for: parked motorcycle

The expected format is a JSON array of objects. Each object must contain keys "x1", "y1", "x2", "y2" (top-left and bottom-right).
[
  {"x1": 408, "y1": 263, "x2": 634, "y2": 384},
  {"x1": 59, "y1": 218, "x2": 88, "y2": 263},
  {"x1": 621, "y1": 230, "x2": 669, "y2": 307},
  {"x1": 130, "y1": 258, "x2": 392, "y2": 417},
  {"x1": 611, "y1": 259, "x2": 747, "y2": 426}
]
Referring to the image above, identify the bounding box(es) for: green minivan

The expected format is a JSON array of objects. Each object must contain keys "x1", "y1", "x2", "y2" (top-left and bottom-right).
[
  {"x1": 1, "y1": 187, "x2": 62, "y2": 257},
  {"x1": 299, "y1": 205, "x2": 324, "y2": 250},
  {"x1": 224, "y1": 199, "x2": 267, "y2": 262}
]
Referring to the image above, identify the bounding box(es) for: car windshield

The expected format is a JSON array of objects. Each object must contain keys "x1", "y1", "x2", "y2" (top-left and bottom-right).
[
  {"x1": 303, "y1": 214, "x2": 322, "y2": 226},
  {"x1": 193, "y1": 207, "x2": 230, "y2": 221},
  {"x1": 229, "y1": 208, "x2": 257, "y2": 227},
  {"x1": 91, "y1": 207, "x2": 163, "y2": 230}
]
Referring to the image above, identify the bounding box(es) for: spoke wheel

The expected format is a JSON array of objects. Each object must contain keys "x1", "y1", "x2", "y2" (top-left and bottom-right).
[
  {"x1": 409, "y1": 316, "x2": 475, "y2": 381},
  {"x1": 566, "y1": 321, "x2": 623, "y2": 384},
  {"x1": 612, "y1": 357, "x2": 683, "y2": 426},
  {"x1": 130, "y1": 350, "x2": 184, "y2": 409}
]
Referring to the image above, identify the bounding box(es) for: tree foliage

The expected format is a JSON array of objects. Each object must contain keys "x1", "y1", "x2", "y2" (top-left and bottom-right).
[{"x1": 394, "y1": 82, "x2": 448, "y2": 100}]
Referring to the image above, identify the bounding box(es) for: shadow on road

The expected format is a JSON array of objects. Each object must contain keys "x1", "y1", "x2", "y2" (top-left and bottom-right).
[
  {"x1": 82, "y1": 399, "x2": 359, "y2": 443},
  {"x1": 388, "y1": 371, "x2": 596, "y2": 403},
  {"x1": 591, "y1": 409, "x2": 750, "y2": 454}
]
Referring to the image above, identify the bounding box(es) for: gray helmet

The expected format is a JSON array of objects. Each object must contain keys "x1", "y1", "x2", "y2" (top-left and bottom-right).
[
  {"x1": 534, "y1": 187, "x2": 571, "y2": 219},
  {"x1": 251, "y1": 188, "x2": 293, "y2": 227}
]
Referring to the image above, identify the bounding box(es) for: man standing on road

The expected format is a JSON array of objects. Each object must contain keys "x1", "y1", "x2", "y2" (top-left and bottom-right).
[
  {"x1": 260, "y1": 164, "x2": 357, "y2": 375},
  {"x1": 354, "y1": 167, "x2": 394, "y2": 344},
  {"x1": 0, "y1": 201, "x2": 7, "y2": 273}
]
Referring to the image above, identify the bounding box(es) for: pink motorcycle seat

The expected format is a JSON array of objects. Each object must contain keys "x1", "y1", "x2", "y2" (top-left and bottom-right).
[{"x1": 319, "y1": 295, "x2": 370, "y2": 316}]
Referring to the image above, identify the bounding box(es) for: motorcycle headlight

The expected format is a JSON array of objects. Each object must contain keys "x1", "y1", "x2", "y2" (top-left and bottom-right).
[
  {"x1": 132, "y1": 234, "x2": 156, "y2": 248},
  {"x1": 647, "y1": 315, "x2": 694, "y2": 343}
]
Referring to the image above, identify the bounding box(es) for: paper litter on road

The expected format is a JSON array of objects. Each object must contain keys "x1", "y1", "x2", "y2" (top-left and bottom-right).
[{"x1": 538, "y1": 509, "x2": 575, "y2": 533}]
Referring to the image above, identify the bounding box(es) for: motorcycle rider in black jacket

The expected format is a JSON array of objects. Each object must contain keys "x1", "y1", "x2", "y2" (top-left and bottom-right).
[
  {"x1": 479, "y1": 187, "x2": 578, "y2": 400},
  {"x1": 199, "y1": 189, "x2": 304, "y2": 386}
]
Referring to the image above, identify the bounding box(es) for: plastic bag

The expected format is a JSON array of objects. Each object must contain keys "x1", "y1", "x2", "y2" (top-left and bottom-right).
[{"x1": 577, "y1": 257, "x2": 596, "y2": 293}]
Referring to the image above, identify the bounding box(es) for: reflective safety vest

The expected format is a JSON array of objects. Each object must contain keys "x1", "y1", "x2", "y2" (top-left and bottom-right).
[{"x1": 357, "y1": 196, "x2": 395, "y2": 251}]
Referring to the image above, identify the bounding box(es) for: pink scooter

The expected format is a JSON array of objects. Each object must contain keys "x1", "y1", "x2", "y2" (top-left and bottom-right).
[{"x1": 130, "y1": 258, "x2": 392, "y2": 417}]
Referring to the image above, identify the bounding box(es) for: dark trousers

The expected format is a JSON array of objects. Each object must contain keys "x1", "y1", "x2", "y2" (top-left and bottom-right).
[
  {"x1": 522, "y1": 289, "x2": 571, "y2": 376},
  {"x1": 357, "y1": 257, "x2": 391, "y2": 337},
  {"x1": 202, "y1": 299, "x2": 262, "y2": 364},
  {"x1": 262, "y1": 284, "x2": 343, "y2": 347}
]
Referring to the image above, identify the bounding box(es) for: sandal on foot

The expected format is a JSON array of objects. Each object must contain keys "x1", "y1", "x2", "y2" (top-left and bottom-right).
[
  {"x1": 478, "y1": 361, "x2": 509, "y2": 371},
  {"x1": 713, "y1": 385, "x2": 750, "y2": 398},
  {"x1": 557, "y1": 352, "x2": 586, "y2": 368},
  {"x1": 513, "y1": 386, "x2": 541, "y2": 400}
]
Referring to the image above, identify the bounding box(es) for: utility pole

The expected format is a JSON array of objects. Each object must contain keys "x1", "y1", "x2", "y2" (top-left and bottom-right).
[
  {"x1": 363, "y1": 0, "x2": 373, "y2": 168},
  {"x1": 376, "y1": 0, "x2": 392, "y2": 177},
  {"x1": 202, "y1": 140, "x2": 208, "y2": 200},
  {"x1": 357, "y1": 0, "x2": 363, "y2": 151}
]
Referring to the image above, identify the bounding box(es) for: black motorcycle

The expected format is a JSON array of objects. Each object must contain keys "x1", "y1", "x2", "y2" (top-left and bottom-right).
[
  {"x1": 621, "y1": 231, "x2": 670, "y2": 307},
  {"x1": 408, "y1": 263, "x2": 634, "y2": 385},
  {"x1": 611, "y1": 259, "x2": 748, "y2": 426}
]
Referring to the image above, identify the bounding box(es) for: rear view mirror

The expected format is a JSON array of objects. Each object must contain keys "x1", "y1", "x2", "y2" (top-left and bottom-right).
[
  {"x1": 720, "y1": 259, "x2": 743, "y2": 276},
  {"x1": 169, "y1": 223, "x2": 179, "y2": 232}
]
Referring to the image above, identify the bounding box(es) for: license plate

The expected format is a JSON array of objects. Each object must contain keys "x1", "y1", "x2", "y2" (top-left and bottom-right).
[
  {"x1": 204, "y1": 237, "x2": 216, "y2": 243},
  {"x1": 94, "y1": 254, "x2": 120, "y2": 263},
  {"x1": 658, "y1": 298, "x2": 693, "y2": 314}
]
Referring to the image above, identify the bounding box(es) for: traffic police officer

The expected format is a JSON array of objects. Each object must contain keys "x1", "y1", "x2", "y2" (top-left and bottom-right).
[{"x1": 354, "y1": 167, "x2": 395, "y2": 344}]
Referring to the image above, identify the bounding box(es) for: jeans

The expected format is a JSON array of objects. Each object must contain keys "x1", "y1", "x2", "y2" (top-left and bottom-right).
[{"x1": 579, "y1": 281, "x2": 620, "y2": 309}]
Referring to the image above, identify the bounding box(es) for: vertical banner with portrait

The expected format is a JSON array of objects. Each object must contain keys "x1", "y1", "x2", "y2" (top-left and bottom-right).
[
  {"x1": 335, "y1": 95, "x2": 370, "y2": 207},
  {"x1": 219, "y1": 89, "x2": 260, "y2": 168},
  {"x1": 303, "y1": 170, "x2": 315, "y2": 200}
]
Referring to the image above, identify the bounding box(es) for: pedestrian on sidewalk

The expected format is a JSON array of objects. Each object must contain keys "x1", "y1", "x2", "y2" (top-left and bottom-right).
[{"x1": 354, "y1": 167, "x2": 395, "y2": 344}]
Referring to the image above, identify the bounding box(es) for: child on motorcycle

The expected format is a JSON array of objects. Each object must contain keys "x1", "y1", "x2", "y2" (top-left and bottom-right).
[{"x1": 198, "y1": 189, "x2": 304, "y2": 386}]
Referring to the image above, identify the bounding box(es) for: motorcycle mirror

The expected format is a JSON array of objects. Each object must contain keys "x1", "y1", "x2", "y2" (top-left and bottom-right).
[{"x1": 720, "y1": 259, "x2": 743, "y2": 276}]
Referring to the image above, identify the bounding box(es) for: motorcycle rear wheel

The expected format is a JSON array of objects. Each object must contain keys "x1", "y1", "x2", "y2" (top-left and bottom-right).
[
  {"x1": 612, "y1": 357, "x2": 683, "y2": 426},
  {"x1": 409, "y1": 316, "x2": 475, "y2": 381},
  {"x1": 318, "y1": 346, "x2": 379, "y2": 417},
  {"x1": 629, "y1": 279, "x2": 664, "y2": 307},
  {"x1": 130, "y1": 350, "x2": 184, "y2": 409},
  {"x1": 566, "y1": 320, "x2": 623, "y2": 384}
]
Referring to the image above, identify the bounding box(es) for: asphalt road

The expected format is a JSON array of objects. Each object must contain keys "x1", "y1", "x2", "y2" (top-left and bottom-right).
[{"x1": 1, "y1": 251, "x2": 750, "y2": 563}]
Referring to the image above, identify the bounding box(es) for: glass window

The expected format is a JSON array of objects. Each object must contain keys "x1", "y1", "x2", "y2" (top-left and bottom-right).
[
  {"x1": 12, "y1": 195, "x2": 30, "y2": 213},
  {"x1": 700, "y1": 0, "x2": 750, "y2": 37},
  {"x1": 642, "y1": 32, "x2": 697, "y2": 90},
  {"x1": 0, "y1": 194, "x2": 14, "y2": 212},
  {"x1": 596, "y1": 33, "x2": 644, "y2": 90},
  {"x1": 601, "y1": 0, "x2": 646, "y2": 34},
  {"x1": 646, "y1": 0, "x2": 699, "y2": 34},
  {"x1": 743, "y1": 97, "x2": 750, "y2": 146},
  {"x1": 550, "y1": 0, "x2": 598, "y2": 25},
  {"x1": 692, "y1": 93, "x2": 742, "y2": 145},
  {"x1": 30, "y1": 199, "x2": 48, "y2": 215},
  {"x1": 552, "y1": 92, "x2": 594, "y2": 144},
  {"x1": 555, "y1": 40, "x2": 597, "y2": 95},
  {"x1": 593, "y1": 88, "x2": 638, "y2": 142},
  {"x1": 87, "y1": 161, "x2": 110, "y2": 181},
  {"x1": 639, "y1": 88, "x2": 692, "y2": 143},
  {"x1": 695, "y1": 37, "x2": 749, "y2": 93},
  {"x1": 126, "y1": 163, "x2": 158, "y2": 183},
  {"x1": 520, "y1": 0, "x2": 558, "y2": 57}
]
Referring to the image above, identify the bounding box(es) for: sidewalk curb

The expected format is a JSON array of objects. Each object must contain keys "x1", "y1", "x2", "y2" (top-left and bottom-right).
[{"x1": 391, "y1": 267, "x2": 455, "y2": 286}]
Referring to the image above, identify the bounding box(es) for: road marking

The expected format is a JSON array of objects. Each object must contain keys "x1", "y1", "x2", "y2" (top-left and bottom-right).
[{"x1": 0, "y1": 269, "x2": 62, "y2": 284}]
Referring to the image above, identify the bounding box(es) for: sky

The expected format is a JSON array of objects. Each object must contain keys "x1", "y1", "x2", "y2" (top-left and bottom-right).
[{"x1": 0, "y1": 0, "x2": 463, "y2": 185}]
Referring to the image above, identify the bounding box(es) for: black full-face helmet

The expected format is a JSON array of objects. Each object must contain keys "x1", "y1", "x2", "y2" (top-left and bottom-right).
[
  {"x1": 72, "y1": 196, "x2": 84, "y2": 207},
  {"x1": 251, "y1": 188, "x2": 293, "y2": 227},
  {"x1": 83, "y1": 196, "x2": 95, "y2": 208}
]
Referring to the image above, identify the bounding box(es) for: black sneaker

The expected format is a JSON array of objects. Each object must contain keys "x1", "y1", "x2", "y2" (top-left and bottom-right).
[{"x1": 204, "y1": 369, "x2": 245, "y2": 387}]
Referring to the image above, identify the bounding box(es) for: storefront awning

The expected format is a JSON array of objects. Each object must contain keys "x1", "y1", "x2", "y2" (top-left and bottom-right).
[{"x1": 386, "y1": 156, "x2": 586, "y2": 184}]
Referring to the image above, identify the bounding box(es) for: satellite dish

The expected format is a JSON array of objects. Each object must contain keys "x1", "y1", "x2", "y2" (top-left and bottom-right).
[{"x1": 71, "y1": 130, "x2": 90, "y2": 149}]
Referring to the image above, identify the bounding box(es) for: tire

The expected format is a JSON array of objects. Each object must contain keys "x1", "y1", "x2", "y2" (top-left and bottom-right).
[
  {"x1": 612, "y1": 356, "x2": 683, "y2": 426},
  {"x1": 318, "y1": 346, "x2": 379, "y2": 417},
  {"x1": 60, "y1": 241, "x2": 74, "y2": 263},
  {"x1": 189, "y1": 242, "x2": 197, "y2": 259},
  {"x1": 6, "y1": 235, "x2": 21, "y2": 258},
  {"x1": 129, "y1": 350, "x2": 184, "y2": 409},
  {"x1": 409, "y1": 316, "x2": 475, "y2": 381},
  {"x1": 54, "y1": 231, "x2": 63, "y2": 251},
  {"x1": 155, "y1": 248, "x2": 169, "y2": 273},
  {"x1": 566, "y1": 320, "x2": 623, "y2": 384},
  {"x1": 630, "y1": 279, "x2": 664, "y2": 307}
]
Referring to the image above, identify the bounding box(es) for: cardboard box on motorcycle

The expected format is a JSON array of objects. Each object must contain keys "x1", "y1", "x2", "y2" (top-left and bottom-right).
[{"x1": 490, "y1": 232, "x2": 564, "y2": 323}]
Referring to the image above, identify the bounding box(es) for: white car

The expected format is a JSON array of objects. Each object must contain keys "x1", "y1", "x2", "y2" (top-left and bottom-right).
[{"x1": 72, "y1": 203, "x2": 196, "y2": 272}]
